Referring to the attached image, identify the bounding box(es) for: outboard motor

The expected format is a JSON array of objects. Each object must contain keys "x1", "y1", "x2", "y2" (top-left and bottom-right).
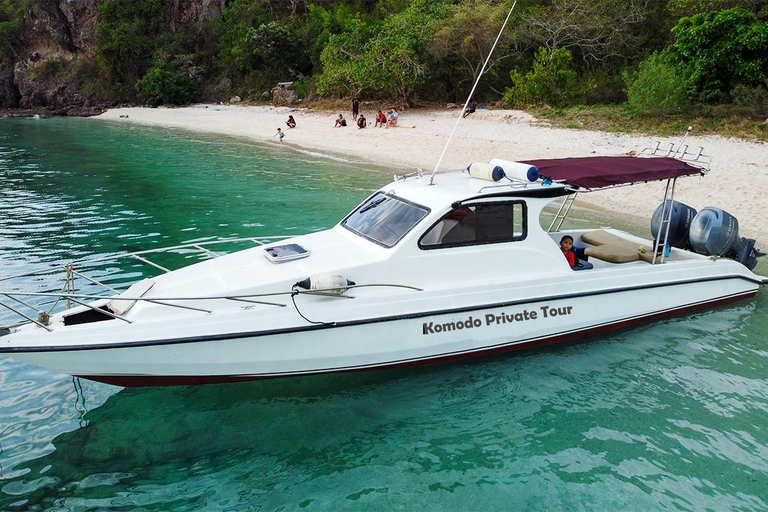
[
  {"x1": 689, "y1": 207, "x2": 758, "y2": 270},
  {"x1": 650, "y1": 200, "x2": 697, "y2": 249}
]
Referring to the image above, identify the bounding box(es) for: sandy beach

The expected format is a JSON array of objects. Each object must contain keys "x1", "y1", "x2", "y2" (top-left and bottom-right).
[{"x1": 95, "y1": 104, "x2": 767, "y2": 243}]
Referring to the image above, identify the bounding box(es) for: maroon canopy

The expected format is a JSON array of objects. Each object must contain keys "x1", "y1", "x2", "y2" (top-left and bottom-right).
[{"x1": 522, "y1": 156, "x2": 703, "y2": 190}]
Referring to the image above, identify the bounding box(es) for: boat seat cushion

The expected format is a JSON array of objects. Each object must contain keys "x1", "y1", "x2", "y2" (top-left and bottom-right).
[
  {"x1": 581, "y1": 230, "x2": 628, "y2": 247},
  {"x1": 582, "y1": 230, "x2": 640, "y2": 263},
  {"x1": 584, "y1": 245, "x2": 639, "y2": 263}
]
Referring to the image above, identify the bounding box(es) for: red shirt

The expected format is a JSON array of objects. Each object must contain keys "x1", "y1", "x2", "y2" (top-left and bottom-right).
[{"x1": 564, "y1": 250, "x2": 575, "y2": 267}]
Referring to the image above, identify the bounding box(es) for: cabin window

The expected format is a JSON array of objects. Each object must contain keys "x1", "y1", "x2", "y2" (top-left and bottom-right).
[
  {"x1": 342, "y1": 192, "x2": 430, "y2": 248},
  {"x1": 419, "y1": 201, "x2": 527, "y2": 249}
]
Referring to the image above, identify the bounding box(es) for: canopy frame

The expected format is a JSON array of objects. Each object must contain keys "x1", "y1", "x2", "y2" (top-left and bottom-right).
[{"x1": 542, "y1": 143, "x2": 711, "y2": 264}]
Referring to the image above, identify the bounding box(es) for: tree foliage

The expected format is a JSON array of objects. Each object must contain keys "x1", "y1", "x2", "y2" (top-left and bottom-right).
[
  {"x1": 624, "y1": 52, "x2": 690, "y2": 114},
  {"x1": 670, "y1": 7, "x2": 768, "y2": 101},
  {"x1": 668, "y1": 0, "x2": 768, "y2": 19},
  {"x1": 95, "y1": 0, "x2": 172, "y2": 97},
  {"x1": 426, "y1": 1, "x2": 520, "y2": 94},
  {"x1": 502, "y1": 47, "x2": 580, "y2": 107},
  {"x1": 521, "y1": 0, "x2": 649, "y2": 62},
  {"x1": 135, "y1": 62, "x2": 196, "y2": 105},
  {"x1": 317, "y1": 0, "x2": 443, "y2": 105},
  {"x1": 0, "y1": 0, "x2": 26, "y2": 61},
  {"x1": 0, "y1": 0, "x2": 767, "y2": 115}
]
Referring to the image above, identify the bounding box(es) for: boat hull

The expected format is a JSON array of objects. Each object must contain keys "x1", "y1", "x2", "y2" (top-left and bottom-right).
[{"x1": 6, "y1": 276, "x2": 758, "y2": 387}]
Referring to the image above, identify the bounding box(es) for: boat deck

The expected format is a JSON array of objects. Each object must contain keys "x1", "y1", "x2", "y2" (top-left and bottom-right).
[{"x1": 549, "y1": 229, "x2": 699, "y2": 270}]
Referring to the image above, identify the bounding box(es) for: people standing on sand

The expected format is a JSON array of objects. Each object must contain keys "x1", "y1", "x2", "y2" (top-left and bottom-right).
[
  {"x1": 386, "y1": 108, "x2": 399, "y2": 128},
  {"x1": 334, "y1": 114, "x2": 347, "y2": 127},
  {"x1": 352, "y1": 97, "x2": 360, "y2": 121},
  {"x1": 463, "y1": 99, "x2": 477, "y2": 118},
  {"x1": 375, "y1": 110, "x2": 387, "y2": 127},
  {"x1": 274, "y1": 127, "x2": 285, "y2": 142},
  {"x1": 357, "y1": 114, "x2": 367, "y2": 129},
  {"x1": 286, "y1": 115, "x2": 296, "y2": 128}
]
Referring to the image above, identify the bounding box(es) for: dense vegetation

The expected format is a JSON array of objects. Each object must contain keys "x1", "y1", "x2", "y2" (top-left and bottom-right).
[{"x1": 1, "y1": 0, "x2": 767, "y2": 130}]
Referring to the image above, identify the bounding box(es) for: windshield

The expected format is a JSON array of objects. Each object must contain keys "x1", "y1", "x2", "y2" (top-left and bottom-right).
[{"x1": 342, "y1": 192, "x2": 429, "y2": 247}]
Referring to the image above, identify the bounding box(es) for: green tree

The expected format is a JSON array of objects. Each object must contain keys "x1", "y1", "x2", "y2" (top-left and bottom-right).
[
  {"x1": 135, "y1": 62, "x2": 195, "y2": 105},
  {"x1": 95, "y1": 0, "x2": 172, "y2": 97},
  {"x1": 668, "y1": 0, "x2": 768, "y2": 19},
  {"x1": 502, "y1": 46, "x2": 580, "y2": 107},
  {"x1": 300, "y1": 3, "x2": 373, "y2": 73},
  {"x1": 670, "y1": 7, "x2": 768, "y2": 101},
  {"x1": 316, "y1": 21, "x2": 366, "y2": 96},
  {"x1": 426, "y1": 0, "x2": 519, "y2": 97},
  {"x1": 246, "y1": 21, "x2": 301, "y2": 73},
  {"x1": 317, "y1": 0, "x2": 442, "y2": 105},
  {"x1": 213, "y1": 1, "x2": 268, "y2": 74},
  {"x1": 0, "y1": 0, "x2": 25, "y2": 61},
  {"x1": 624, "y1": 52, "x2": 690, "y2": 114}
]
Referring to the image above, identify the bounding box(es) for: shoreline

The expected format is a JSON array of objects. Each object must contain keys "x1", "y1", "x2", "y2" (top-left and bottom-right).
[{"x1": 94, "y1": 104, "x2": 768, "y2": 244}]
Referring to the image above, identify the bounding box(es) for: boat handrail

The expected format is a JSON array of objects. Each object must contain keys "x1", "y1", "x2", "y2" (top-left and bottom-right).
[
  {"x1": 638, "y1": 141, "x2": 711, "y2": 173},
  {"x1": 0, "y1": 236, "x2": 292, "y2": 329},
  {"x1": 0, "y1": 283, "x2": 424, "y2": 303},
  {"x1": 0, "y1": 283, "x2": 424, "y2": 330},
  {"x1": 68, "y1": 236, "x2": 294, "y2": 266},
  {"x1": 476, "y1": 180, "x2": 534, "y2": 194},
  {"x1": 0, "y1": 236, "x2": 292, "y2": 284}
]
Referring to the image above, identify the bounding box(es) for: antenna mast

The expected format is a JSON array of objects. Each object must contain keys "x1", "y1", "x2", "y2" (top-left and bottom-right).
[{"x1": 429, "y1": 0, "x2": 518, "y2": 185}]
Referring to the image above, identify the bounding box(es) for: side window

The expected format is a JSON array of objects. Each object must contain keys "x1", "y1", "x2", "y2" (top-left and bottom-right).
[{"x1": 419, "y1": 202, "x2": 527, "y2": 249}]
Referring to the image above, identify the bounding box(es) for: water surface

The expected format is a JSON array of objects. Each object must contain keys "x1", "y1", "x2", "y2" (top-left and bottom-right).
[{"x1": 1, "y1": 117, "x2": 767, "y2": 511}]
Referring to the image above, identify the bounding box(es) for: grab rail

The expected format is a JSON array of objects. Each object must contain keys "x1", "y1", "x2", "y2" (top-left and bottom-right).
[
  {"x1": 0, "y1": 236, "x2": 292, "y2": 329},
  {"x1": 0, "y1": 234, "x2": 424, "y2": 331}
]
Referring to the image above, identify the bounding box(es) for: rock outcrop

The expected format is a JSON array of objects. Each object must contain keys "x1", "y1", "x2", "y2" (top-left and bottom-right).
[{"x1": 0, "y1": 0, "x2": 225, "y2": 115}]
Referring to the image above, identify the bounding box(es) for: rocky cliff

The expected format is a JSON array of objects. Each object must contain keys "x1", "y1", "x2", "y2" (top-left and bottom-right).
[{"x1": 0, "y1": 0, "x2": 224, "y2": 115}]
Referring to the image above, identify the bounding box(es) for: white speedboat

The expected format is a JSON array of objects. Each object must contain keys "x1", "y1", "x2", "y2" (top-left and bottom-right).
[{"x1": 1, "y1": 144, "x2": 766, "y2": 386}]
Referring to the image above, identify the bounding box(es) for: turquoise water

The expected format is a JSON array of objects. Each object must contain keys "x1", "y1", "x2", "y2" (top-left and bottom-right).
[{"x1": 1, "y1": 118, "x2": 767, "y2": 511}]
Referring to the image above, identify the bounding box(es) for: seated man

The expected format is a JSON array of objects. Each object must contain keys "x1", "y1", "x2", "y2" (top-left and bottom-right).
[
  {"x1": 375, "y1": 110, "x2": 387, "y2": 127},
  {"x1": 286, "y1": 115, "x2": 296, "y2": 128},
  {"x1": 357, "y1": 114, "x2": 367, "y2": 129},
  {"x1": 463, "y1": 99, "x2": 477, "y2": 118},
  {"x1": 334, "y1": 114, "x2": 347, "y2": 127}
]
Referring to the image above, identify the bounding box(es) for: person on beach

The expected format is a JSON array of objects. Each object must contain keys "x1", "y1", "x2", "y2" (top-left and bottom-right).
[
  {"x1": 357, "y1": 114, "x2": 367, "y2": 129},
  {"x1": 335, "y1": 114, "x2": 347, "y2": 127},
  {"x1": 386, "y1": 108, "x2": 398, "y2": 128},
  {"x1": 274, "y1": 127, "x2": 285, "y2": 142},
  {"x1": 375, "y1": 110, "x2": 387, "y2": 127},
  {"x1": 286, "y1": 115, "x2": 296, "y2": 128},
  {"x1": 560, "y1": 235, "x2": 575, "y2": 267},
  {"x1": 352, "y1": 97, "x2": 360, "y2": 121},
  {"x1": 463, "y1": 99, "x2": 477, "y2": 118}
]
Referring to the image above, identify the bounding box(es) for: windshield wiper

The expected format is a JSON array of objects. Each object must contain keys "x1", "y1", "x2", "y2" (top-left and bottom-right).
[{"x1": 358, "y1": 197, "x2": 388, "y2": 214}]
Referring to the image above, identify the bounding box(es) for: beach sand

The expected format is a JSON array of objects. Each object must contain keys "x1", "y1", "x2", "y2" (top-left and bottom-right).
[{"x1": 95, "y1": 104, "x2": 768, "y2": 244}]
